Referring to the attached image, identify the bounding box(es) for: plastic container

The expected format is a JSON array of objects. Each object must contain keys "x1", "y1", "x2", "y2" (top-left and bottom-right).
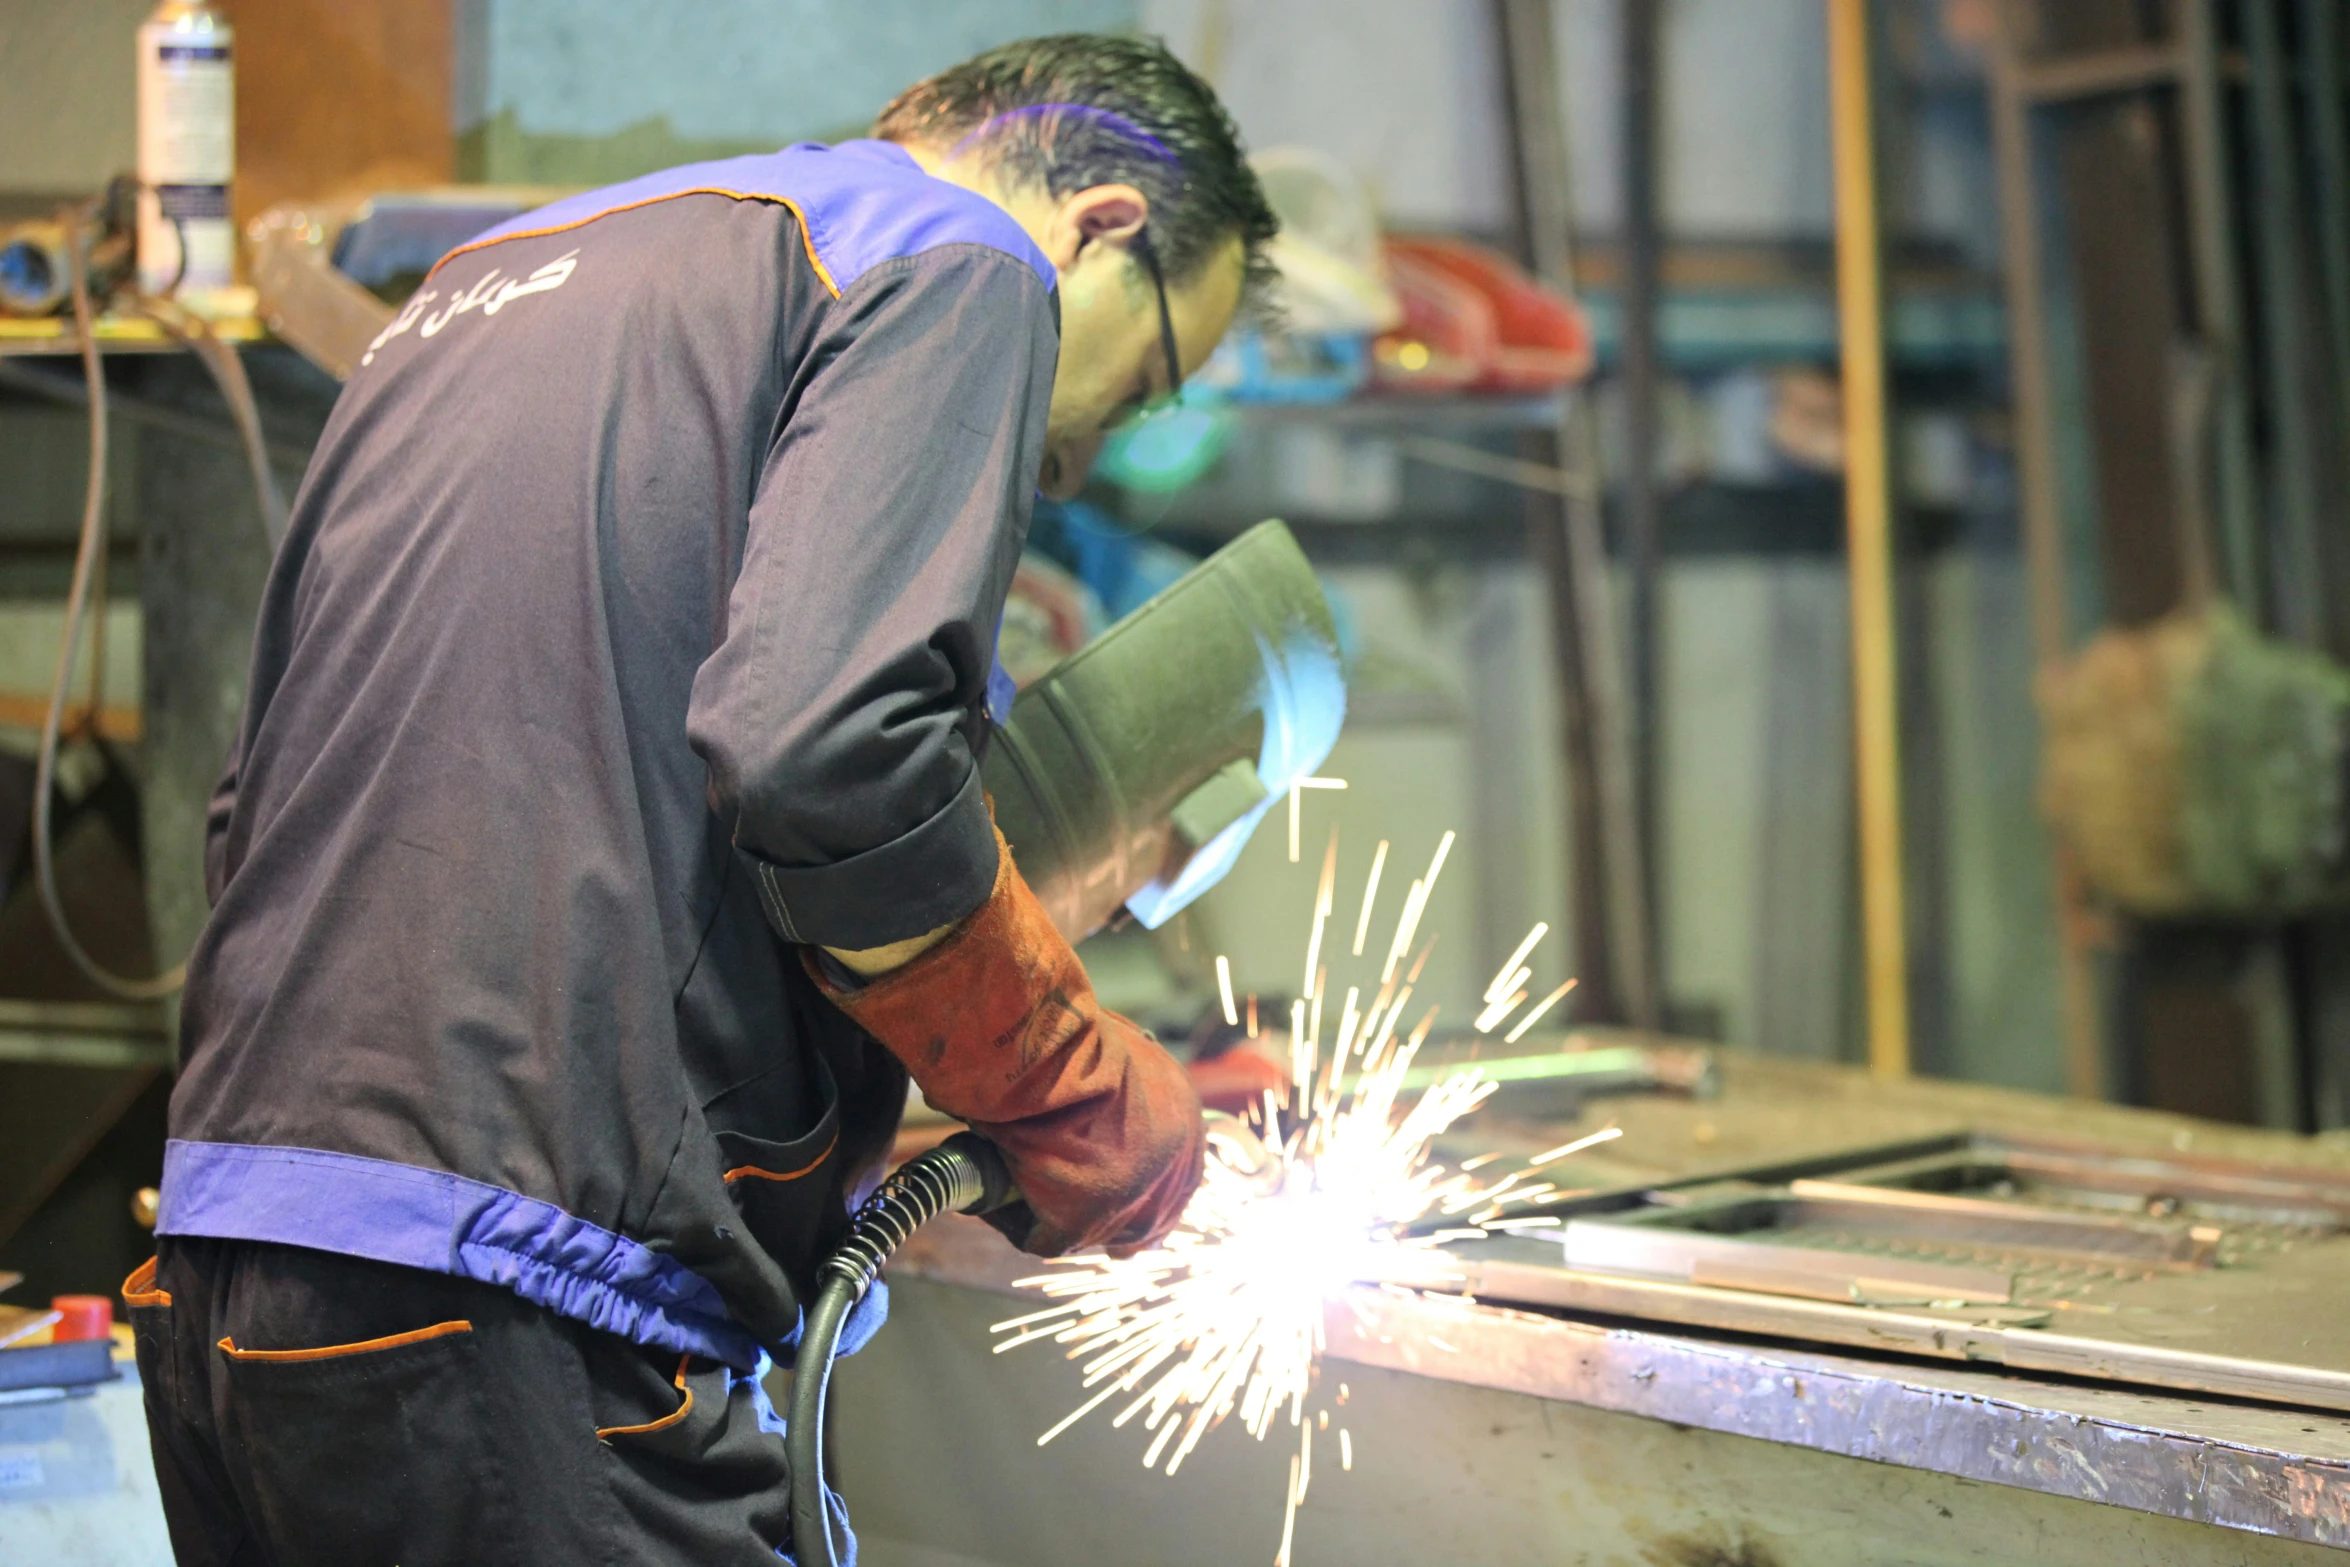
[
  {"x1": 137, "y1": 0, "x2": 237, "y2": 299},
  {"x1": 49, "y1": 1295, "x2": 114, "y2": 1343},
  {"x1": 1374, "y1": 236, "x2": 1594, "y2": 395}
]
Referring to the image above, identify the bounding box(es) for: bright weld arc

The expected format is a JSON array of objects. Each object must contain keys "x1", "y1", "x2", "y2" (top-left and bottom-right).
[{"x1": 993, "y1": 822, "x2": 1524, "y2": 1565}]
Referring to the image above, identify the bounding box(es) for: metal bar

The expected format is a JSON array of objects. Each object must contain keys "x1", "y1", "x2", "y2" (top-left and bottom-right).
[
  {"x1": 1563, "y1": 1217, "x2": 2017, "y2": 1301},
  {"x1": 0, "y1": 998, "x2": 170, "y2": 1034},
  {"x1": 0, "y1": 1033, "x2": 175, "y2": 1069},
  {"x1": 2245, "y1": 0, "x2": 2328, "y2": 648},
  {"x1": 1319, "y1": 1279, "x2": 2350, "y2": 1550},
  {"x1": 1988, "y1": 0, "x2": 2105, "y2": 1098},
  {"x1": 1490, "y1": 0, "x2": 1617, "y2": 1021},
  {"x1": 0, "y1": 997, "x2": 172, "y2": 1069},
  {"x1": 1390, "y1": 433, "x2": 1595, "y2": 499},
  {"x1": 0, "y1": 693, "x2": 141, "y2": 742},
  {"x1": 1825, "y1": 0, "x2": 1910, "y2": 1080},
  {"x1": 1784, "y1": 1179, "x2": 2224, "y2": 1267},
  {"x1": 1381, "y1": 1039, "x2": 1716, "y2": 1095},
  {"x1": 0, "y1": 360, "x2": 313, "y2": 472},
  {"x1": 2302, "y1": 0, "x2": 2350, "y2": 489},
  {"x1": 2013, "y1": 41, "x2": 2188, "y2": 102},
  {"x1": 1456, "y1": 1246, "x2": 2350, "y2": 1415},
  {"x1": 2178, "y1": 0, "x2": 2265, "y2": 615},
  {"x1": 1491, "y1": 0, "x2": 1659, "y2": 1029},
  {"x1": 1620, "y1": 0, "x2": 1665, "y2": 1014},
  {"x1": 878, "y1": 1250, "x2": 2350, "y2": 1553}
]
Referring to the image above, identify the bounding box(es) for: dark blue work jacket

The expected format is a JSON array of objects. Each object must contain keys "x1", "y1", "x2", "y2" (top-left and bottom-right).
[{"x1": 158, "y1": 140, "x2": 1060, "y2": 1370}]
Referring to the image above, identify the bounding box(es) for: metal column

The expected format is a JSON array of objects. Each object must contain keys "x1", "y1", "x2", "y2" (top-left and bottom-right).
[{"x1": 1826, "y1": 0, "x2": 1910, "y2": 1079}]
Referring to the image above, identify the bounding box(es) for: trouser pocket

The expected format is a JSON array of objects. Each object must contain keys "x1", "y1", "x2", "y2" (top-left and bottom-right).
[
  {"x1": 122, "y1": 1255, "x2": 174, "y2": 1390},
  {"x1": 213, "y1": 1313, "x2": 513, "y2": 1565},
  {"x1": 126, "y1": 1251, "x2": 249, "y2": 1567},
  {"x1": 712, "y1": 1052, "x2": 848, "y2": 1303},
  {"x1": 581, "y1": 1335, "x2": 793, "y2": 1559}
]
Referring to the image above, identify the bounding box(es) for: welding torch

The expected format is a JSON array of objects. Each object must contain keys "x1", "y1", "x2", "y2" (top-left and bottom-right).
[{"x1": 787, "y1": 1112, "x2": 1276, "y2": 1567}]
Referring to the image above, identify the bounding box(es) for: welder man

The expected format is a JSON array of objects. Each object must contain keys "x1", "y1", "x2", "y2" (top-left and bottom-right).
[{"x1": 127, "y1": 36, "x2": 1277, "y2": 1565}]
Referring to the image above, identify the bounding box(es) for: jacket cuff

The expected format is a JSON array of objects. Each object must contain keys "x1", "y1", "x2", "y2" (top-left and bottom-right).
[{"x1": 743, "y1": 767, "x2": 999, "y2": 949}]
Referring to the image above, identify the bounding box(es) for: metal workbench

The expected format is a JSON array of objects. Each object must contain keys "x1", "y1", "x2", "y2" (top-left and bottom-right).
[{"x1": 835, "y1": 1050, "x2": 2350, "y2": 1565}]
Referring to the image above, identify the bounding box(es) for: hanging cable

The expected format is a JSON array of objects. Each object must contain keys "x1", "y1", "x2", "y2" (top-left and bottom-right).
[{"x1": 30, "y1": 199, "x2": 285, "y2": 1000}]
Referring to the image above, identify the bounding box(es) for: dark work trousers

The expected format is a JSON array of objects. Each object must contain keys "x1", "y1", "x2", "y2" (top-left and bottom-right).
[{"x1": 128, "y1": 1237, "x2": 809, "y2": 1567}]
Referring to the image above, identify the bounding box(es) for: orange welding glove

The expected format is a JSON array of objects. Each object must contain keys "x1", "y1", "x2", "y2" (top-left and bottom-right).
[{"x1": 803, "y1": 829, "x2": 1205, "y2": 1258}]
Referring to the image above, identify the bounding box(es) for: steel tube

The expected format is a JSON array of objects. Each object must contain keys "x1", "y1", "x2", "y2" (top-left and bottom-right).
[{"x1": 1825, "y1": 0, "x2": 1910, "y2": 1078}]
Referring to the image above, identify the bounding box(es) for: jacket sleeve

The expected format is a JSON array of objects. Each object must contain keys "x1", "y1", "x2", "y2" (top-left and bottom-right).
[
  {"x1": 203, "y1": 723, "x2": 244, "y2": 906},
  {"x1": 687, "y1": 246, "x2": 1058, "y2": 950}
]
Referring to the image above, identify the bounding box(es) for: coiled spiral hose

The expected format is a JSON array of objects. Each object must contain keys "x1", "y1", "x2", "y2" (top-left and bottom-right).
[{"x1": 788, "y1": 1132, "x2": 1013, "y2": 1567}]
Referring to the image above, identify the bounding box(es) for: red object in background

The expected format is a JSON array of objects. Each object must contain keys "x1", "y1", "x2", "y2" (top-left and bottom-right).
[
  {"x1": 1373, "y1": 236, "x2": 1595, "y2": 396},
  {"x1": 1185, "y1": 1046, "x2": 1289, "y2": 1115},
  {"x1": 50, "y1": 1295, "x2": 113, "y2": 1341},
  {"x1": 1373, "y1": 247, "x2": 1492, "y2": 394}
]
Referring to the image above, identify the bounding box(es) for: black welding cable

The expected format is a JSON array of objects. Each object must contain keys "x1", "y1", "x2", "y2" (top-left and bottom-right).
[
  {"x1": 789, "y1": 1134, "x2": 1013, "y2": 1567},
  {"x1": 31, "y1": 207, "x2": 285, "y2": 1000}
]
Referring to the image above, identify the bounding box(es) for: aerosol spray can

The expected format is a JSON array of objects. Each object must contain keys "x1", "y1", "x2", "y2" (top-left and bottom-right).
[{"x1": 136, "y1": 0, "x2": 236, "y2": 302}]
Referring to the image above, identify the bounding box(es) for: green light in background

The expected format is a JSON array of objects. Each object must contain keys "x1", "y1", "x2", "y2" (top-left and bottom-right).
[{"x1": 1096, "y1": 401, "x2": 1233, "y2": 494}]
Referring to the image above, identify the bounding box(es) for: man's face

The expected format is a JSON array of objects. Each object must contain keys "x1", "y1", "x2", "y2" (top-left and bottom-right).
[
  {"x1": 1036, "y1": 226, "x2": 1245, "y2": 498},
  {"x1": 907, "y1": 146, "x2": 1250, "y2": 497}
]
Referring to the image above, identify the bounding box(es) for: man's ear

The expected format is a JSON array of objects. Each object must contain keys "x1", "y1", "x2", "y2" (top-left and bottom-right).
[{"x1": 1042, "y1": 183, "x2": 1149, "y2": 270}]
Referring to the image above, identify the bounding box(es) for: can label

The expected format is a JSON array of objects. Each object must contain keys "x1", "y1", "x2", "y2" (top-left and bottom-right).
[{"x1": 137, "y1": 20, "x2": 236, "y2": 294}]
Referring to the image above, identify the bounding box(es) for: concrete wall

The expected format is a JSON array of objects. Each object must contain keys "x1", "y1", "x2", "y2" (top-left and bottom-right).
[
  {"x1": 456, "y1": 0, "x2": 1136, "y2": 182},
  {"x1": 1141, "y1": 0, "x2": 1986, "y2": 248},
  {"x1": 0, "y1": 0, "x2": 151, "y2": 193}
]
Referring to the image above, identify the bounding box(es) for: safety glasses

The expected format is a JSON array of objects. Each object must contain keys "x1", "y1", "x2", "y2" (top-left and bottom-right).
[{"x1": 1130, "y1": 230, "x2": 1184, "y2": 417}]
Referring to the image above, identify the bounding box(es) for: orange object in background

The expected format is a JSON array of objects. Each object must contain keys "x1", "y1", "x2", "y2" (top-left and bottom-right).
[
  {"x1": 1373, "y1": 235, "x2": 1594, "y2": 396},
  {"x1": 50, "y1": 1295, "x2": 114, "y2": 1342}
]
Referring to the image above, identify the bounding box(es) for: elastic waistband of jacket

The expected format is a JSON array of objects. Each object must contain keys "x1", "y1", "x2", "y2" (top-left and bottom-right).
[{"x1": 156, "y1": 1139, "x2": 762, "y2": 1371}]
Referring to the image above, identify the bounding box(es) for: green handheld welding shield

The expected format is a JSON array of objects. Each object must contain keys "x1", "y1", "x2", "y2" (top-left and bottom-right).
[{"x1": 981, "y1": 519, "x2": 1347, "y2": 943}]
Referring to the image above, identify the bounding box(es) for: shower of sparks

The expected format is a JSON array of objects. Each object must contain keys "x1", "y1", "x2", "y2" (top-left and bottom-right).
[
  {"x1": 1504, "y1": 979, "x2": 1579, "y2": 1044},
  {"x1": 992, "y1": 825, "x2": 1585, "y2": 1566},
  {"x1": 1471, "y1": 986, "x2": 1530, "y2": 1034},
  {"x1": 1528, "y1": 1124, "x2": 1622, "y2": 1167},
  {"x1": 1483, "y1": 923, "x2": 1548, "y2": 1002},
  {"x1": 1288, "y1": 775, "x2": 1349, "y2": 862},
  {"x1": 1217, "y1": 956, "x2": 1240, "y2": 1028},
  {"x1": 1350, "y1": 840, "x2": 1388, "y2": 957}
]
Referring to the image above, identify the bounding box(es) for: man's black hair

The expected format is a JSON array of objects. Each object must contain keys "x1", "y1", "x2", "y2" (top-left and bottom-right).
[{"x1": 874, "y1": 34, "x2": 1278, "y2": 304}]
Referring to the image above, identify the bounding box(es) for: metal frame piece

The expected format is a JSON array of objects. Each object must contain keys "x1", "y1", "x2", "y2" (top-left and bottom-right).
[
  {"x1": 1489, "y1": 0, "x2": 1658, "y2": 1029},
  {"x1": 1459, "y1": 1126, "x2": 2350, "y2": 1415},
  {"x1": 1825, "y1": 0, "x2": 1911, "y2": 1078}
]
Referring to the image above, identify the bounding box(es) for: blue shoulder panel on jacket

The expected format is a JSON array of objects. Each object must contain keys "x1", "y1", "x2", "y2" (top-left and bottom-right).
[{"x1": 436, "y1": 139, "x2": 1054, "y2": 296}]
